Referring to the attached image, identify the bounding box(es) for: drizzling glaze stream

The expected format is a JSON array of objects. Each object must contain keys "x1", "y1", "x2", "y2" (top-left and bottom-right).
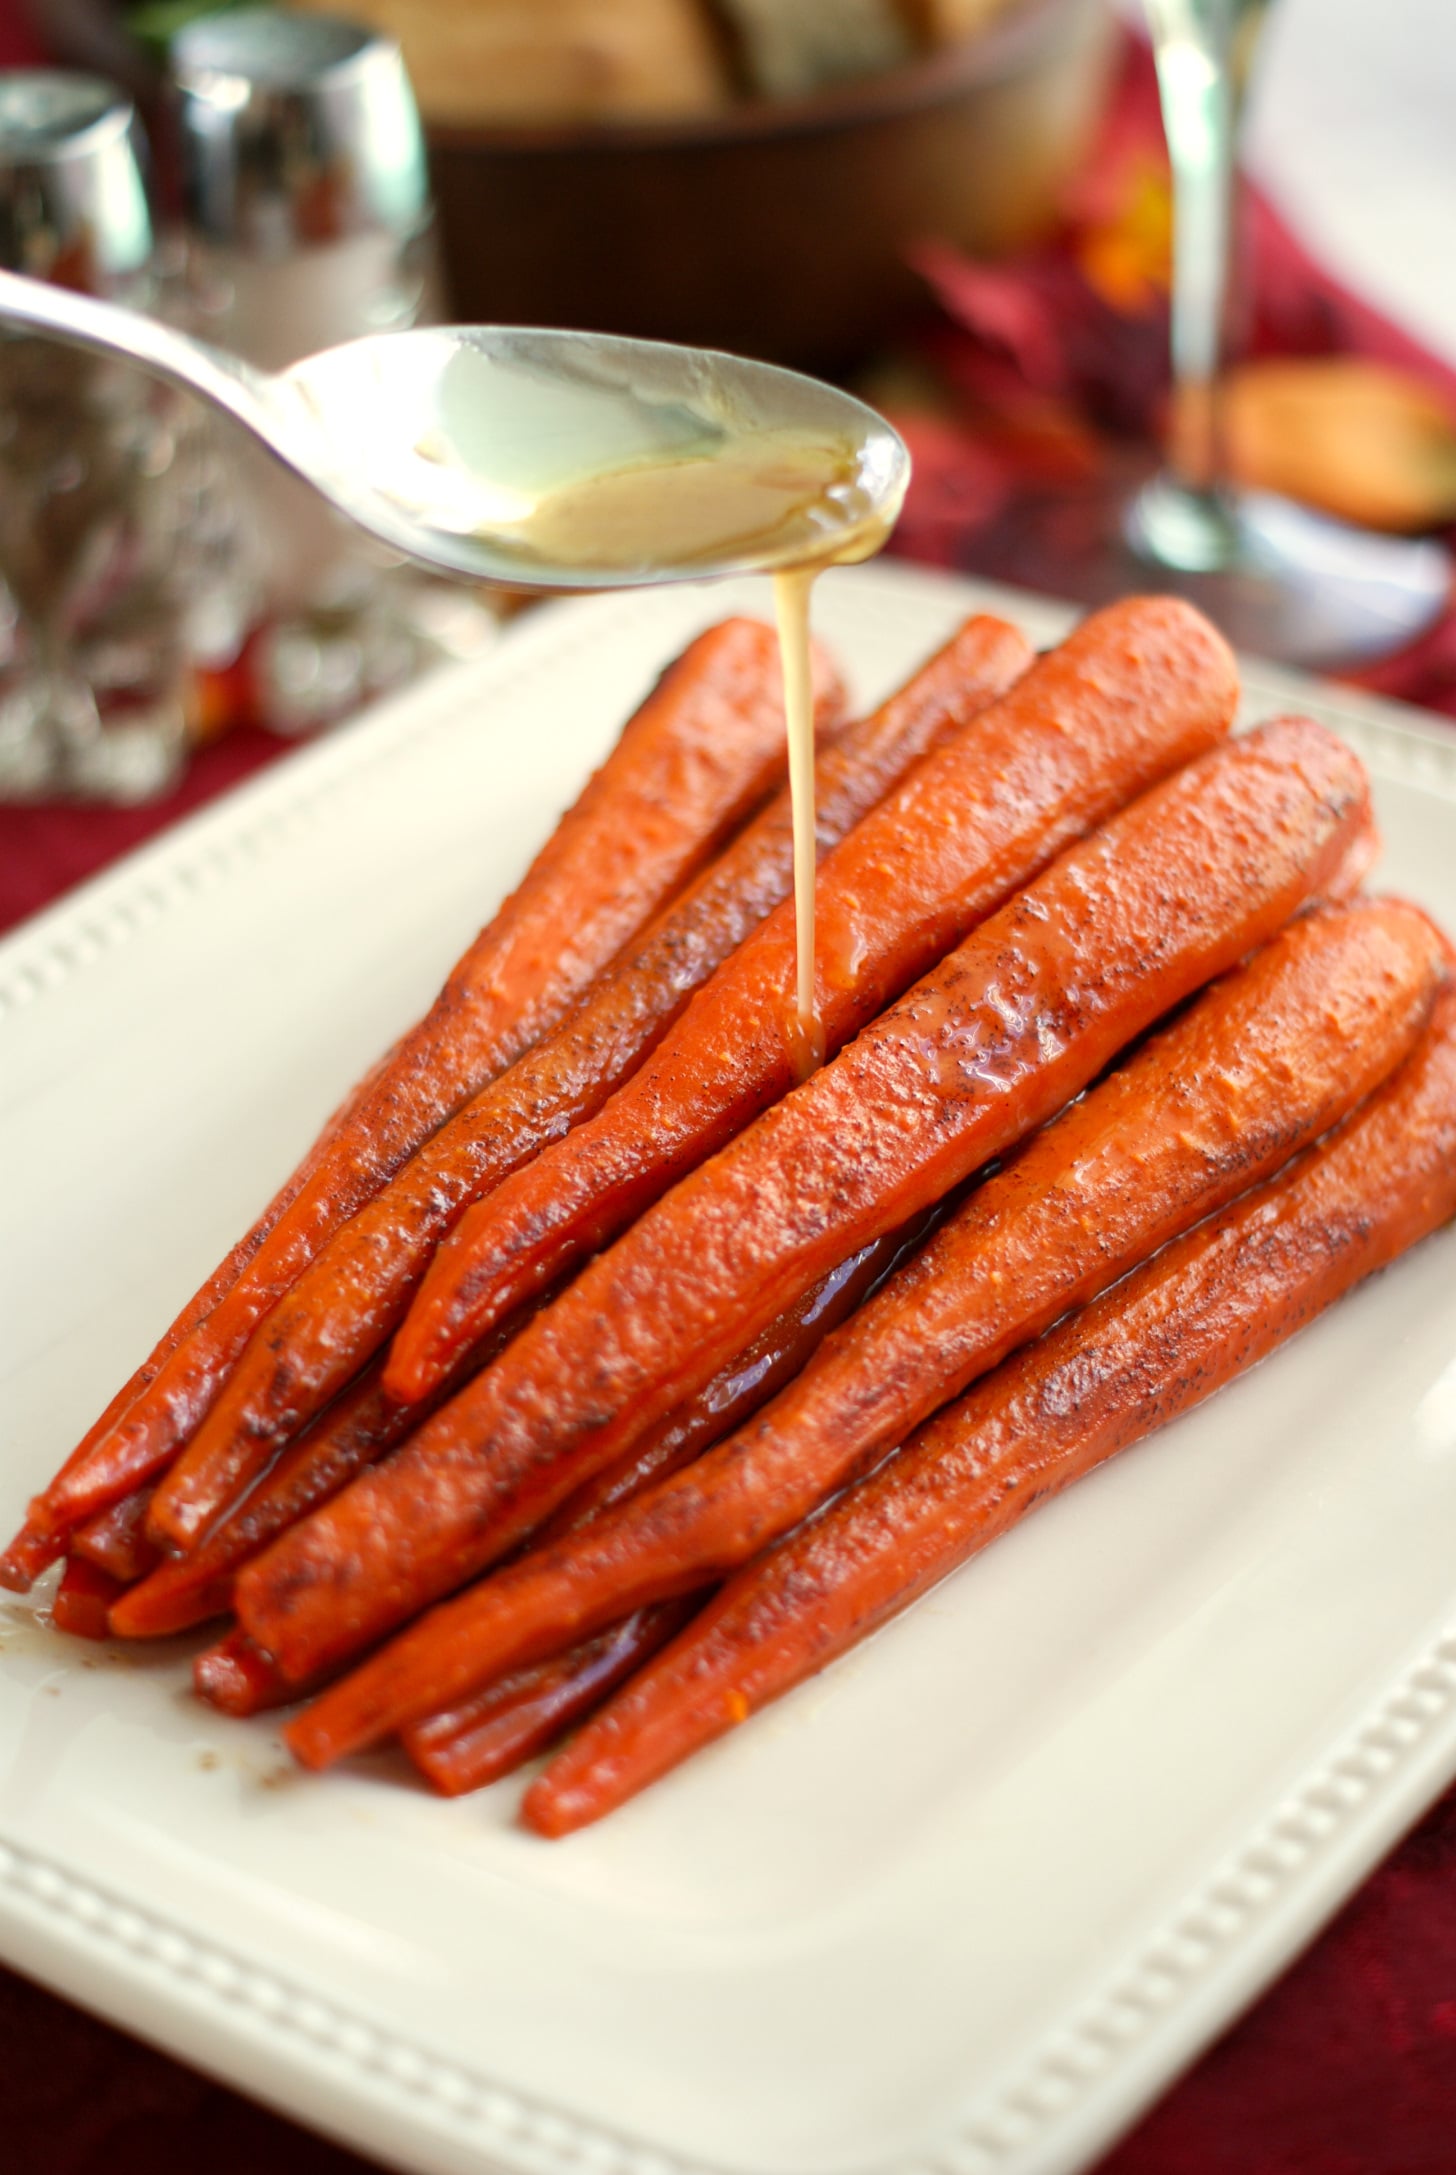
[{"x1": 466, "y1": 419, "x2": 904, "y2": 1074}]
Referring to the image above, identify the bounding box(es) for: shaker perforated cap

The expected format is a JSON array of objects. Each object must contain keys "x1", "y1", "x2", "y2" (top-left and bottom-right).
[{"x1": 171, "y1": 7, "x2": 431, "y2": 252}]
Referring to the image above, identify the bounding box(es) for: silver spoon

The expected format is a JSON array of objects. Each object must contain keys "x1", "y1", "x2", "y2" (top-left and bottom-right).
[{"x1": 0, "y1": 269, "x2": 909, "y2": 590}]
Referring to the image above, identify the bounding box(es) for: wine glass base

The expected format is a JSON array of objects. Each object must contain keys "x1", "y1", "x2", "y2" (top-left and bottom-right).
[
  {"x1": 939, "y1": 462, "x2": 1451, "y2": 673},
  {"x1": 1124, "y1": 481, "x2": 1452, "y2": 669}
]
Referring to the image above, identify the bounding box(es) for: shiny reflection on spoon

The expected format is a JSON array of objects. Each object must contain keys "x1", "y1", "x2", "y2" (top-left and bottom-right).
[{"x1": 288, "y1": 328, "x2": 910, "y2": 585}]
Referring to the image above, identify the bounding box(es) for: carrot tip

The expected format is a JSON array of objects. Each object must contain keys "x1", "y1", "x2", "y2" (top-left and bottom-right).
[
  {"x1": 0, "y1": 1523, "x2": 63, "y2": 1592},
  {"x1": 379, "y1": 1351, "x2": 426, "y2": 1405},
  {"x1": 52, "y1": 1559, "x2": 125, "y2": 1642},
  {"x1": 519, "y1": 1776, "x2": 589, "y2": 1839},
  {"x1": 109, "y1": 1573, "x2": 232, "y2": 1642},
  {"x1": 281, "y1": 1712, "x2": 337, "y2": 1772},
  {"x1": 145, "y1": 1495, "x2": 208, "y2": 1557}
]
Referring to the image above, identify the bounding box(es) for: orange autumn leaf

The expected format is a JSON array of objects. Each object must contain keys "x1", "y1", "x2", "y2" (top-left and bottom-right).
[{"x1": 1076, "y1": 157, "x2": 1172, "y2": 314}]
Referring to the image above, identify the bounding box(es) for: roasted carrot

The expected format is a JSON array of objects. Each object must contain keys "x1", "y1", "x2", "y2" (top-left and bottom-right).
[
  {"x1": 458, "y1": 893, "x2": 1443, "y2": 1666},
  {"x1": 107, "y1": 1295, "x2": 536, "y2": 1640},
  {"x1": 107, "y1": 1364, "x2": 441, "y2": 1639},
  {"x1": 147, "y1": 619, "x2": 1030, "y2": 1543},
  {"x1": 112, "y1": 1213, "x2": 921, "y2": 1647},
  {"x1": 527, "y1": 973, "x2": 1456, "y2": 1834},
  {"x1": 0, "y1": 1042, "x2": 397, "y2": 1592},
  {"x1": 403, "y1": 1602, "x2": 698, "y2": 1797},
  {"x1": 0, "y1": 1527, "x2": 66, "y2": 1592},
  {"x1": 51, "y1": 1558, "x2": 124, "y2": 1642},
  {"x1": 194, "y1": 1629, "x2": 307, "y2": 1718},
  {"x1": 1328, "y1": 808, "x2": 1382, "y2": 897},
  {"x1": 70, "y1": 1490, "x2": 161, "y2": 1586},
  {"x1": 279, "y1": 868, "x2": 1420, "y2": 1761},
  {"x1": 387, "y1": 596, "x2": 1240, "y2": 1406},
  {"x1": 118, "y1": 1214, "x2": 850, "y2": 1652},
  {"x1": 254, "y1": 715, "x2": 1368, "y2": 1713},
  {"x1": 16, "y1": 617, "x2": 820, "y2": 1561},
  {"x1": 395, "y1": 1218, "x2": 930, "y2": 1781},
  {"x1": 543, "y1": 1214, "x2": 930, "y2": 1541}
]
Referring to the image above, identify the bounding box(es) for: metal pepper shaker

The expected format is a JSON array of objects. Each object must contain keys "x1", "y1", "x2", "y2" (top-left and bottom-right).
[
  {"x1": 170, "y1": 10, "x2": 488, "y2": 733},
  {"x1": 172, "y1": 9, "x2": 438, "y2": 373}
]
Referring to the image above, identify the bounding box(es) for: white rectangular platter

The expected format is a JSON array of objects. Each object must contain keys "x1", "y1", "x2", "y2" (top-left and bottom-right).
[{"x1": 3, "y1": 563, "x2": 1456, "y2": 2175}]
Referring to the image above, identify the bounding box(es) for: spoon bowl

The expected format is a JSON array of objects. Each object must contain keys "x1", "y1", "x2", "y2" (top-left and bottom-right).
[{"x1": 0, "y1": 271, "x2": 909, "y2": 590}]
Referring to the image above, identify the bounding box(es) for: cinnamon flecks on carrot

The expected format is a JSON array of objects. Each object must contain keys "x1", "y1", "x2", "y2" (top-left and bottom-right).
[
  {"x1": 543, "y1": 1214, "x2": 929, "y2": 1542},
  {"x1": 51, "y1": 1557, "x2": 125, "y2": 1642},
  {"x1": 280, "y1": 874, "x2": 1422, "y2": 1764},
  {"x1": 21, "y1": 617, "x2": 821, "y2": 1561},
  {"x1": 256, "y1": 715, "x2": 1368, "y2": 1713},
  {"x1": 527, "y1": 979, "x2": 1456, "y2": 1835},
  {"x1": 146, "y1": 618, "x2": 1029, "y2": 1547},
  {"x1": 403, "y1": 1601, "x2": 698, "y2": 1797},
  {"x1": 394, "y1": 1219, "x2": 928, "y2": 1762},
  {"x1": 394, "y1": 1222, "x2": 924, "y2": 1774},
  {"x1": 387, "y1": 596, "x2": 1240, "y2": 1407}
]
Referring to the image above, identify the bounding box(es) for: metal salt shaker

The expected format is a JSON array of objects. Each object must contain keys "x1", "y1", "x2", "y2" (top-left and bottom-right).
[
  {"x1": 171, "y1": 10, "x2": 490, "y2": 734},
  {"x1": 0, "y1": 73, "x2": 237, "y2": 801}
]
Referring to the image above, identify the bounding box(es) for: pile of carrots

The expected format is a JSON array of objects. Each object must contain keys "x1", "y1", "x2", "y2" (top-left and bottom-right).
[{"x1": 9, "y1": 594, "x2": 1456, "y2": 1836}]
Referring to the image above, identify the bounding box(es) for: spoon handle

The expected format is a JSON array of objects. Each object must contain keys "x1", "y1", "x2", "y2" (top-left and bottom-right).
[{"x1": 0, "y1": 267, "x2": 286, "y2": 452}]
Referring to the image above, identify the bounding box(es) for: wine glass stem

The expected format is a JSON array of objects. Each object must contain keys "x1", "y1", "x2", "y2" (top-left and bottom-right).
[{"x1": 1140, "y1": 1, "x2": 1269, "y2": 563}]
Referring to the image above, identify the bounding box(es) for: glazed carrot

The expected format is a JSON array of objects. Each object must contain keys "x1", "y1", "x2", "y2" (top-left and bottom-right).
[
  {"x1": 403, "y1": 1601, "x2": 698, "y2": 1797},
  {"x1": 543, "y1": 1214, "x2": 929, "y2": 1541},
  {"x1": 397, "y1": 1218, "x2": 930, "y2": 1781},
  {"x1": 119, "y1": 1218, "x2": 874, "y2": 1635},
  {"x1": 51, "y1": 1557, "x2": 124, "y2": 1642},
  {"x1": 255, "y1": 715, "x2": 1368, "y2": 1712},
  {"x1": 20, "y1": 617, "x2": 820, "y2": 1558},
  {"x1": 194, "y1": 1629, "x2": 305, "y2": 1718},
  {"x1": 107, "y1": 1302, "x2": 532, "y2": 1640},
  {"x1": 148, "y1": 618, "x2": 1030, "y2": 1543},
  {"x1": 108, "y1": 1364, "x2": 442, "y2": 1639},
  {"x1": 70, "y1": 1491, "x2": 161, "y2": 1586},
  {"x1": 279, "y1": 870, "x2": 1421, "y2": 1761},
  {"x1": 387, "y1": 595, "x2": 1240, "y2": 1406},
  {"x1": 527, "y1": 975, "x2": 1456, "y2": 1834},
  {"x1": 0, "y1": 1527, "x2": 65, "y2": 1592},
  {"x1": 112, "y1": 1215, "x2": 920, "y2": 1645},
  {"x1": 0, "y1": 1042, "x2": 398, "y2": 1592},
  {"x1": 455, "y1": 893, "x2": 1443, "y2": 1665}
]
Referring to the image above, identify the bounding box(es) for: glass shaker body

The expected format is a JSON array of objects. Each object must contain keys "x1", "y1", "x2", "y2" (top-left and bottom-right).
[{"x1": 0, "y1": 73, "x2": 246, "y2": 802}]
